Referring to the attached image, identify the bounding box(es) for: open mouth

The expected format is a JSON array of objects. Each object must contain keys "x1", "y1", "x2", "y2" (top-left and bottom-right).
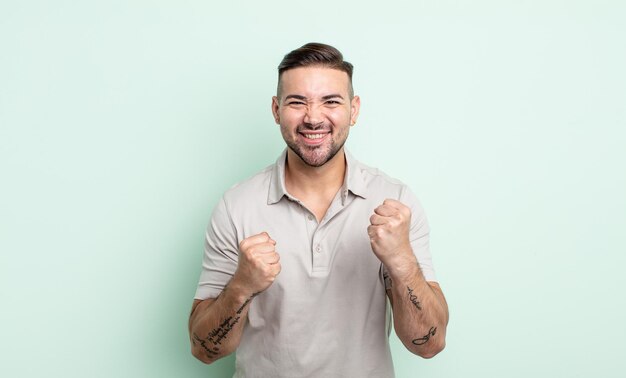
[{"x1": 299, "y1": 132, "x2": 330, "y2": 145}]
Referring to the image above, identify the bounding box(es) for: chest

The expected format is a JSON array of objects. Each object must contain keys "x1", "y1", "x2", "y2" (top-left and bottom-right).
[{"x1": 235, "y1": 195, "x2": 381, "y2": 277}]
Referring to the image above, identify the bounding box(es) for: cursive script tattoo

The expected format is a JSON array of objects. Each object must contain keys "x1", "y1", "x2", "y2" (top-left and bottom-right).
[
  {"x1": 236, "y1": 291, "x2": 260, "y2": 314},
  {"x1": 207, "y1": 314, "x2": 242, "y2": 346},
  {"x1": 194, "y1": 292, "x2": 260, "y2": 358},
  {"x1": 383, "y1": 271, "x2": 392, "y2": 288},
  {"x1": 407, "y1": 286, "x2": 422, "y2": 310},
  {"x1": 193, "y1": 332, "x2": 219, "y2": 357},
  {"x1": 412, "y1": 326, "x2": 437, "y2": 345}
]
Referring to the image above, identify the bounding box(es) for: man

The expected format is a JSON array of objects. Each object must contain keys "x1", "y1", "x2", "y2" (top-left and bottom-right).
[{"x1": 189, "y1": 42, "x2": 449, "y2": 377}]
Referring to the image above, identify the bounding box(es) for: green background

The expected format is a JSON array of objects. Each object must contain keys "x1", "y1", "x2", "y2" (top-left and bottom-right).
[{"x1": 2, "y1": 1, "x2": 625, "y2": 377}]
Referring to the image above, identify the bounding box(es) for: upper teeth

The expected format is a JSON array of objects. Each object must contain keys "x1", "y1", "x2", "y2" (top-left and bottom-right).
[{"x1": 304, "y1": 134, "x2": 325, "y2": 139}]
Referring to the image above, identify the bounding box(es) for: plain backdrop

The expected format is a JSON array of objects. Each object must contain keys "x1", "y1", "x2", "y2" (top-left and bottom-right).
[{"x1": 1, "y1": 1, "x2": 625, "y2": 377}]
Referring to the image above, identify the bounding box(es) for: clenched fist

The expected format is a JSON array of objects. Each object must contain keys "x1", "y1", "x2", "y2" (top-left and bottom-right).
[
  {"x1": 232, "y1": 232, "x2": 281, "y2": 296},
  {"x1": 368, "y1": 199, "x2": 414, "y2": 268}
]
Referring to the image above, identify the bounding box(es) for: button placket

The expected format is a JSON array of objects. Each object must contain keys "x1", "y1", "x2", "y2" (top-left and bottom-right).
[
  {"x1": 303, "y1": 207, "x2": 318, "y2": 262},
  {"x1": 311, "y1": 223, "x2": 331, "y2": 273}
]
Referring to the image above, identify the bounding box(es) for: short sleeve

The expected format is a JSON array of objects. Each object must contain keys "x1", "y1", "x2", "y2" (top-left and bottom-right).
[
  {"x1": 397, "y1": 185, "x2": 437, "y2": 283},
  {"x1": 194, "y1": 197, "x2": 240, "y2": 300}
]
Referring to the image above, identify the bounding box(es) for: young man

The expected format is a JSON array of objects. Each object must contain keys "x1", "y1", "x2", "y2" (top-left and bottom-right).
[{"x1": 189, "y1": 43, "x2": 449, "y2": 377}]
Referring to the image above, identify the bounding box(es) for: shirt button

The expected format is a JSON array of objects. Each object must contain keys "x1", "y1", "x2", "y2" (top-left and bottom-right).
[
  {"x1": 308, "y1": 215, "x2": 314, "y2": 221},
  {"x1": 315, "y1": 245, "x2": 322, "y2": 253}
]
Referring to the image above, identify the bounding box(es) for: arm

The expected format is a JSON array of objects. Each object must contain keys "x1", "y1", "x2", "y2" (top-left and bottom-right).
[
  {"x1": 369, "y1": 199, "x2": 448, "y2": 358},
  {"x1": 385, "y1": 263, "x2": 448, "y2": 358},
  {"x1": 188, "y1": 282, "x2": 257, "y2": 363},
  {"x1": 189, "y1": 232, "x2": 281, "y2": 364}
]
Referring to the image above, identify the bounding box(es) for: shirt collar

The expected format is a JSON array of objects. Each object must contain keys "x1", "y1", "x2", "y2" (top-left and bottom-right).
[
  {"x1": 267, "y1": 148, "x2": 368, "y2": 205},
  {"x1": 343, "y1": 149, "x2": 368, "y2": 202},
  {"x1": 267, "y1": 149, "x2": 289, "y2": 205}
]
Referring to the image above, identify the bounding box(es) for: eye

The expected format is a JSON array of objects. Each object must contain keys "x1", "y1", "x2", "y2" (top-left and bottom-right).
[
  {"x1": 326, "y1": 100, "x2": 341, "y2": 105},
  {"x1": 287, "y1": 101, "x2": 305, "y2": 106}
]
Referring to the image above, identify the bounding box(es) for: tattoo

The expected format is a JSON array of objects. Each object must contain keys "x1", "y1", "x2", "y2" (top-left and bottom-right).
[
  {"x1": 412, "y1": 327, "x2": 437, "y2": 345},
  {"x1": 407, "y1": 286, "x2": 422, "y2": 310},
  {"x1": 193, "y1": 332, "x2": 220, "y2": 357},
  {"x1": 383, "y1": 271, "x2": 392, "y2": 288},
  {"x1": 236, "y1": 292, "x2": 260, "y2": 314},
  {"x1": 194, "y1": 292, "x2": 260, "y2": 358},
  {"x1": 207, "y1": 314, "x2": 242, "y2": 346}
]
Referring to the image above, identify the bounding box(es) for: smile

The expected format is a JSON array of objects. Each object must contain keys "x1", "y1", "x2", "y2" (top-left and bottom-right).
[
  {"x1": 302, "y1": 133, "x2": 327, "y2": 139},
  {"x1": 299, "y1": 132, "x2": 330, "y2": 145}
]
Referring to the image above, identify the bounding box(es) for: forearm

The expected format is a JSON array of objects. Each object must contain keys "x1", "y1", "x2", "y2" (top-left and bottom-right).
[
  {"x1": 189, "y1": 279, "x2": 257, "y2": 364},
  {"x1": 387, "y1": 256, "x2": 448, "y2": 358}
]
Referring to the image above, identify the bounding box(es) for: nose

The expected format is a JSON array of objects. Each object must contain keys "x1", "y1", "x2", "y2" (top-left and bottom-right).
[{"x1": 303, "y1": 105, "x2": 324, "y2": 127}]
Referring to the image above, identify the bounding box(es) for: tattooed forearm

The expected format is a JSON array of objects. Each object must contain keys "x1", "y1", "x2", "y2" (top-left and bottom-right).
[
  {"x1": 236, "y1": 291, "x2": 260, "y2": 314},
  {"x1": 208, "y1": 314, "x2": 242, "y2": 346},
  {"x1": 194, "y1": 292, "x2": 259, "y2": 358},
  {"x1": 193, "y1": 333, "x2": 219, "y2": 357},
  {"x1": 407, "y1": 286, "x2": 422, "y2": 310},
  {"x1": 412, "y1": 327, "x2": 437, "y2": 345}
]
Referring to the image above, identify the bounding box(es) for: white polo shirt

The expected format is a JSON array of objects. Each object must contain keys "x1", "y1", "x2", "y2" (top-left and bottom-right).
[{"x1": 195, "y1": 149, "x2": 437, "y2": 378}]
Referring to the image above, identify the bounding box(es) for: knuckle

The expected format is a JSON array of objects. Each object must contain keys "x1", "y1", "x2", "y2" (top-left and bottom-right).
[
  {"x1": 241, "y1": 246, "x2": 253, "y2": 257},
  {"x1": 250, "y1": 258, "x2": 262, "y2": 269}
]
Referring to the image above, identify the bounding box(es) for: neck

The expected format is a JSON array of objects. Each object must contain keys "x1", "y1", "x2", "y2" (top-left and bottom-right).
[{"x1": 284, "y1": 148, "x2": 346, "y2": 197}]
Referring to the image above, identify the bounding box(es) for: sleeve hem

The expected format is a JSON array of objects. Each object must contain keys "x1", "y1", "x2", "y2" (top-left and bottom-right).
[{"x1": 194, "y1": 286, "x2": 223, "y2": 301}]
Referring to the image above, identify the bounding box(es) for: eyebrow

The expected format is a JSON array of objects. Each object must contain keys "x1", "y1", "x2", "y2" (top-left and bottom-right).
[
  {"x1": 321, "y1": 94, "x2": 344, "y2": 100},
  {"x1": 284, "y1": 94, "x2": 345, "y2": 101},
  {"x1": 284, "y1": 95, "x2": 307, "y2": 101}
]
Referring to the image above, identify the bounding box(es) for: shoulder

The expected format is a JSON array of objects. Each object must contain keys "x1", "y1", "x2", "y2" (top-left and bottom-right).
[
  {"x1": 207, "y1": 163, "x2": 275, "y2": 231},
  {"x1": 350, "y1": 154, "x2": 426, "y2": 216},
  {"x1": 221, "y1": 164, "x2": 274, "y2": 208},
  {"x1": 360, "y1": 163, "x2": 405, "y2": 187},
  {"x1": 351, "y1": 156, "x2": 410, "y2": 199}
]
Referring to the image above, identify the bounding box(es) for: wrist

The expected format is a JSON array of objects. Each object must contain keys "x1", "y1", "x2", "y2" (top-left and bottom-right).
[
  {"x1": 385, "y1": 252, "x2": 421, "y2": 283},
  {"x1": 227, "y1": 275, "x2": 257, "y2": 303}
]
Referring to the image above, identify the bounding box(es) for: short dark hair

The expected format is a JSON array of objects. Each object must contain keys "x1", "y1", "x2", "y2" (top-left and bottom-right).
[{"x1": 277, "y1": 42, "x2": 354, "y2": 98}]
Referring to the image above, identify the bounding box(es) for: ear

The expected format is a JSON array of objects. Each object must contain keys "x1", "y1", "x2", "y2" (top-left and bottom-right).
[
  {"x1": 271, "y1": 96, "x2": 280, "y2": 124},
  {"x1": 350, "y1": 95, "x2": 361, "y2": 126}
]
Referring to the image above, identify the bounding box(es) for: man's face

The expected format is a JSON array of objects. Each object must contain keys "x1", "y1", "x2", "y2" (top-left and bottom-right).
[{"x1": 272, "y1": 66, "x2": 360, "y2": 167}]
